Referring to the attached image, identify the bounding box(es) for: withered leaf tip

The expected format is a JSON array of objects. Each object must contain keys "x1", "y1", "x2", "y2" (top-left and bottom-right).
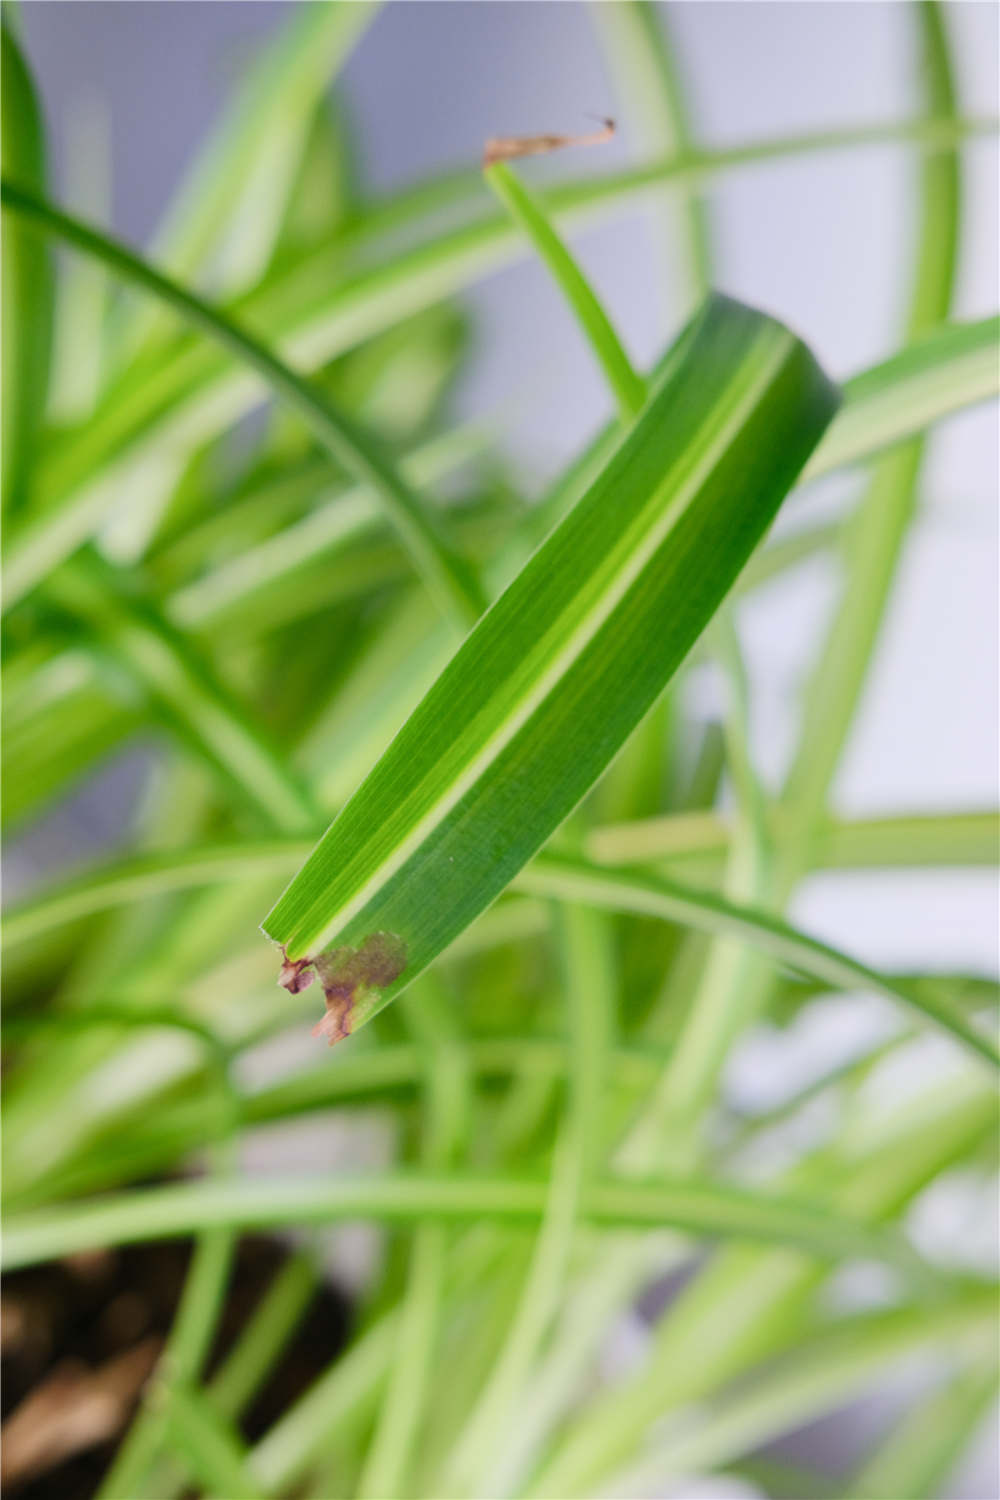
[{"x1": 483, "y1": 117, "x2": 615, "y2": 168}]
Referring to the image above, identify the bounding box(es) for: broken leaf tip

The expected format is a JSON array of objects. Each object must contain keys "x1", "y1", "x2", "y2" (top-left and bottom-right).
[{"x1": 483, "y1": 117, "x2": 615, "y2": 168}]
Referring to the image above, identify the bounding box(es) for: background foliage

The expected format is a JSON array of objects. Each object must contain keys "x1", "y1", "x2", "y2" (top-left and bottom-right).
[{"x1": 2, "y1": 3, "x2": 998, "y2": 1497}]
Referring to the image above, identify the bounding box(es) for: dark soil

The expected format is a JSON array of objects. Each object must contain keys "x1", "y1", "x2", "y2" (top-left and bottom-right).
[{"x1": 1, "y1": 1236, "x2": 353, "y2": 1500}]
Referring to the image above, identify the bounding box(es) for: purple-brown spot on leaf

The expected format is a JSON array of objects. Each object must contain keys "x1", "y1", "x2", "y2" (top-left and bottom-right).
[
  {"x1": 483, "y1": 117, "x2": 614, "y2": 168},
  {"x1": 278, "y1": 951, "x2": 315, "y2": 994},
  {"x1": 308, "y1": 932, "x2": 408, "y2": 1047}
]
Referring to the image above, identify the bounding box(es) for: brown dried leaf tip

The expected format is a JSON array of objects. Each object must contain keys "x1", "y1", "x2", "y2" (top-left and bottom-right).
[
  {"x1": 483, "y1": 116, "x2": 615, "y2": 168},
  {"x1": 279, "y1": 933, "x2": 408, "y2": 1047},
  {"x1": 278, "y1": 951, "x2": 315, "y2": 994}
]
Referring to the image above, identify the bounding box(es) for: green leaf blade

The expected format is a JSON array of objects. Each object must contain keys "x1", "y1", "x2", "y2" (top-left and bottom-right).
[
  {"x1": 0, "y1": 181, "x2": 485, "y2": 628},
  {"x1": 803, "y1": 313, "x2": 999, "y2": 483},
  {"x1": 484, "y1": 159, "x2": 647, "y2": 421},
  {"x1": 262, "y1": 294, "x2": 839, "y2": 1032},
  {"x1": 0, "y1": 1170, "x2": 924, "y2": 1274},
  {"x1": 1, "y1": 22, "x2": 54, "y2": 515}
]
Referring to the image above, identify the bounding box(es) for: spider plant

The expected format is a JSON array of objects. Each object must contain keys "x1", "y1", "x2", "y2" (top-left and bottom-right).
[{"x1": 2, "y1": 3, "x2": 997, "y2": 1498}]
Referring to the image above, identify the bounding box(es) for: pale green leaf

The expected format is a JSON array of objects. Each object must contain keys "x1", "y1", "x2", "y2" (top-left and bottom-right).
[{"x1": 803, "y1": 314, "x2": 998, "y2": 483}]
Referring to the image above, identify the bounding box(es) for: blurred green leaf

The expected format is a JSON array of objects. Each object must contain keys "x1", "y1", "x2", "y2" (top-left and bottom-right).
[
  {"x1": 2, "y1": 1168, "x2": 926, "y2": 1272},
  {"x1": 12, "y1": 114, "x2": 991, "y2": 569},
  {"x1": 161, "y1": 1383, "x2": 264, "y2": 1500},
  {"x1": 599, "y1": 1292, "x2": 997, "y2": 1496},
  {"x1": 803, "y1": 313, "x2": 998, "y2": 482},
  {"x1": 46, "y1": 551, "x2": 318, "y2": 831},
  {"x1": 844, "y1": 1361, "x2": 999, "y2": 1500},
  {"x1": 1, "y1": 181, "x2": 486, "y2": 625},
  {"x1": 1, "y1": 20, "x2": 53, "y2": 513},
  {"x1": 521, "y1": 854, "x2": 998, "y2": 1066},
  {"x1": 529, "y1": 1068, "x2": 995, "y2": 1500},
  {"x1": 590, "y1": 0, "x2": 713, "y2": 302},
  {"x1": 587, "y1": 806, "x2": 1000, "y2": 869},
  {"x1": 118, "y1": 0, "x2": 377, "y2": 355}
]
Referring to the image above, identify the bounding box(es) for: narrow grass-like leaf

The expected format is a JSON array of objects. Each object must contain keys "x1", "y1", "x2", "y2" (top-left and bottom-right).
[
  {"x1": 249, "y1": 1318, "x2": 396, "y2": 1494},
  {"x1": 1, "y1": 1171, "x2": 922, "y2": 1273},
  {"x1": 14, "y1": 117, "x2": 989, "y2": 565},
  {"x1": 161, "y1": 1383, "x2": 264, "y2": 1500},
  {"x1": 135, "y1": 3, "x2": 374, "y2": 306},
  {"x1": 2, "y1": 657, "x2": 139, "y2": 830},
  {"x1": 262, "y1": 294, "x2": 838, "y2": 1036},
  {"x1": 598, "y1": 1294, "x2": 997, "y2": 1497},
  {"x1": 208, "y1": 1249, "x2": 317, "y2": 1422},
  {"x1": 780, "y1": 0, "x2": 962, "y2": 869},
  {"x1": 47, "y1": 552, "x2": 317, "y2": 831},
  {"x1": 47, "y1": 93, "x2": 111, "y2": 422},
  {"x1": 606, "y1": 9, "x2": 767, "y2": 1169},
  {"x1": 594, "y1": 0, "x2": 974, "y2": 1194},
  {"x1": 11, "y1": 324, "x2": 989, "y2": 846},
  {"x1": 7, "y1": 810, "x2": 996, "y2": 958},
  {"x1": 447, "y1": 906, "x2": 615, "y2": 1494},
  {"x1": 590, "y1": 0, "x2": 713, "y2": 301},
  {"x1": 484, "y1": 160, "x2": 646, "y2": 420},
  {"x1": 2, "y1": 839, "x2": 312, "y2": 948},
  {"x1": 529, "y1": 1075, "x2": 996, "y2": 1500},
  {"x1": 245, "y1": 1036, "x2": 661, "y2": 1121},
  {"x1": 802, "y1": 313, "x2": 998, "y2": 482},
  {"x1": 356, "y1": 982, "x2": 466, "y2": 1500},
  {"x1": 165, "y1": 425, "x2": 489, "y2": 631},
  {"x1": 587, "y1": 806, "x2": 1000, "y2": 869},
  {"x1": 520, "y1": 853, "x2": 999, "y2": 1066},
  {"x1": 0, "y1": 498, "x2": 829, "y2": 839},
  {"x1": 1, "y1": 23, "x2": 53, "y2": 513},
  {"x1": 0, "y1": 182, "x2": 485, "y2": 626},
  {"x1": 152, "y1": 316, "x2": 1000, "y2": 643},
  {"x1": 843, "y1": 1361, "x2": 999, "y2": 1500},
  {"x1": 0, "y1": 1037, "x2": 667, "y2": 1206},
  {"x1": 98, "y1": 1156, "x2": 236, "y2": 1499}
]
